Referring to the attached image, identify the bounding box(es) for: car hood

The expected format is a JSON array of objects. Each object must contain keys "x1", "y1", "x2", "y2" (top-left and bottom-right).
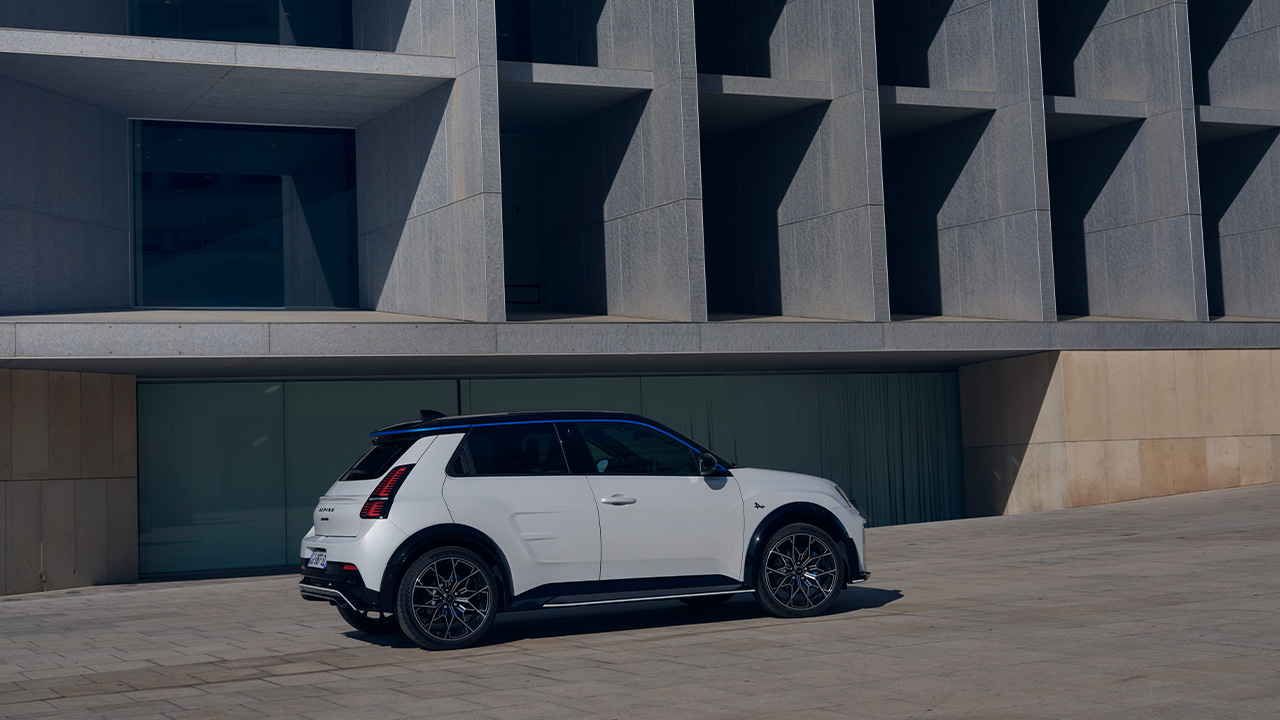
[{"x1": 730, "y1": 466, "x2": 832, "y2": 490}]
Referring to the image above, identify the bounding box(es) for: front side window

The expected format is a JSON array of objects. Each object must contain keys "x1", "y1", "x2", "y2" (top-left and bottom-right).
[
  {"x1": 458, "y1": 423, "x2": 568, "y2": 476},
  {"x1": 566, "y1": 422, "x2": 697, "y2": 476}
]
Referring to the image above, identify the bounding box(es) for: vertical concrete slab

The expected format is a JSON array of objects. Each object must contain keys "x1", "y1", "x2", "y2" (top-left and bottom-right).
[
  {"x1": 106, "y1": 477, "x2": 138, "y2": 584},
  {"x1": 0, "y1": 369, "x2": 10, "y2": 481},
  {"x1": 40, "y1": 479, "x2": 75, "y2": 590},
  {"x1": 79, "y1": 373, "x2": 113, "y2": 479},
  {"x1": 11, "y1": 370, "x2": 49, "y2": 481},
  {"x1": 5, "y1": 481, "x2": 41, "y2": 594},
  {"x1": 0, "y1": 77, "x2": 131, "y2": 316},
  {"x1": 111, "y1": 375, "x2": 136, "y2": 479},
  {"x1": 47, "y1": 372, "x2": 81, "y2": 480},
  {"x1": 358, "y1": 1, "x2": 505, "y2": 321},
  {"x1": 74, "y1": 478, "x2": 109, "y2": 587},
  {"x1": 1043, "y1": 0, "x2": 1207, "y2": 320}
]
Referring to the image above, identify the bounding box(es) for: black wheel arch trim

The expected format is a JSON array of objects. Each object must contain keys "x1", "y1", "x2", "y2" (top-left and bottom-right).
[
  {"x1": 378, "y1": 524, "x2": 515, "y2": 613},
  {"x1": 743, "y1": 502, "x2": 859, "y2": 587}
]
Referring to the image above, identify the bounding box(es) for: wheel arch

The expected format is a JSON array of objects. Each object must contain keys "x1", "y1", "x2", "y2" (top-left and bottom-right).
[
  {"x1": 743, "y1": 502, "x2": 856, "y2": 587},
  {"x1": 379, "y1": 524, "x2": 515, "y2": 613}
]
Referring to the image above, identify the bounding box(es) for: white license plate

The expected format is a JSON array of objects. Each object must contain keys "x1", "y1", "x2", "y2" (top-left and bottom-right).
[{"x1": 307, "y1": 550, "x2": 327, "y2": 569}]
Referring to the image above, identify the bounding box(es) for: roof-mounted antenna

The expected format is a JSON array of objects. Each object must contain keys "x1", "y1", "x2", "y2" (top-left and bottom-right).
[{"x1": 420, "y1": 409, "x2": 447, "y2": 421}]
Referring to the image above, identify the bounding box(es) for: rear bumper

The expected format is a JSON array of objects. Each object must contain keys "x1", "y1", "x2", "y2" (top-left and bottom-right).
[{"x1": 299, "y1": 564, "x2": 382, "y2": 611}]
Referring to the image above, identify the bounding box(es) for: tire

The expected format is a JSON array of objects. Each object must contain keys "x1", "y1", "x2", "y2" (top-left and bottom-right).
[
  {"x1": 755, "y1": 523, "x2": 845, "y2": 618},
  {"x1": 396, "y1": 547, "x2": 497, "y2": 650},
  {"x1": 679, "y1": 594, "x2": 734, "y2": 607},
  {"x1": 337, "y1": 604, "x2": 400, "y2": 635}
]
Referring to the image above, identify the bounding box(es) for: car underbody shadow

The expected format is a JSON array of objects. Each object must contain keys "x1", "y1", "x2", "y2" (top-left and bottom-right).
[{"x1": 342, "y1": 586, "x2": 904, "y2": 649}]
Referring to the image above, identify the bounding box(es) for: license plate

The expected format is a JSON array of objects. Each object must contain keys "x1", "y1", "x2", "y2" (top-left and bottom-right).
[{"x1": 307, "y1": 550, "x2": 327, "y2": 569}]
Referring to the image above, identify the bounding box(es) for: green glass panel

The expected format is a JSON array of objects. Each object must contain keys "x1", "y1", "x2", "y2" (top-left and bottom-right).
[
  {"x1": 282, "y1": 381, "x2": 458, "y2": 555},
  {"x1": 138, "y1": 382, "x2": 286, "y2": 575}
]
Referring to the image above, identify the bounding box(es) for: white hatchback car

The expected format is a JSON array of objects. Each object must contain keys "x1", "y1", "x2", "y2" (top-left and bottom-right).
[{"x1": 299, "y1": 411, "x2": 868, "y2": 650}]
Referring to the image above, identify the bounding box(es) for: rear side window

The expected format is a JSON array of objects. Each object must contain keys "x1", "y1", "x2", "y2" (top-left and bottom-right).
[
  {"x1": 340, "y1": 440, "x2": 411, "y2": 481},
  {"x1": 456, "y1": 423, "x2": 568, "y2": 476}
]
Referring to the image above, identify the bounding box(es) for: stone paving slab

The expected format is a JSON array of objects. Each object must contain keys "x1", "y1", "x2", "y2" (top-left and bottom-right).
[{"x1": 2, "y1": 485, "x2": 1279, "y2": 719}]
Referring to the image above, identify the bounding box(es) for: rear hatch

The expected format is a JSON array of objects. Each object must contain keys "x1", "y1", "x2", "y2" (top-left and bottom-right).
[{"x1": 312, "y1": 437, "x2": 422, "y2": 537}]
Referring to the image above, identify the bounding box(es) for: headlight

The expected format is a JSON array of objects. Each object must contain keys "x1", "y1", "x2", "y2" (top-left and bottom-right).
[{"x1": 833, "y1": 483, "x2": 859, "y2": 512}]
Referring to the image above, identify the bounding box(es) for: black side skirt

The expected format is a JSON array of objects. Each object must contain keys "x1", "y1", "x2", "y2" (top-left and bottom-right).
[{"x1": 509, "y1": 575, "x2": 747, "y2": 611}]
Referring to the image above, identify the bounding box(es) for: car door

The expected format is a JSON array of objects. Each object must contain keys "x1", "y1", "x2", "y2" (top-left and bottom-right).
[
  {"x1": 559, "y1": 421, "x2": 744, "y2": 581},
  {"x1": 441, "y1": 422, "x2": 601, "y2": 596}
]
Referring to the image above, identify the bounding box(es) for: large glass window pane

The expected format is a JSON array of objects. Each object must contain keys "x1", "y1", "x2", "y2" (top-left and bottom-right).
[
  {"x1": 138, "y1": 382, "x2": 286, "y2": 575},
  {"x1": 131, "y1": 0, "x2": 353, "y2": 49},
  {"x1": 133, "y1": 120, "x2": 358, "y2": 308}
]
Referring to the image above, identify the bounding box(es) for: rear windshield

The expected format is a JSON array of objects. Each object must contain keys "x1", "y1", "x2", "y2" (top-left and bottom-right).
[{"x1": 339, "y1": 440, "x2": 412, "y2": 481}]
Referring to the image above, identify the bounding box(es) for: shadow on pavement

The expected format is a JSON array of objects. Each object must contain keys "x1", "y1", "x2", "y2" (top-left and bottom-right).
[{"x1": 345, "y1": 586, "x2": 903, "y2": 649}]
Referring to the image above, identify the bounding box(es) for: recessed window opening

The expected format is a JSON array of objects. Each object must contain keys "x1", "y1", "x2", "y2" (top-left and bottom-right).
[
  {"x1": 130, "y1": 0, "x2": 353, "y2": 48},
  {"x1": 496, "y1": 0, "x2": 607, "y2": 67},
  {"x1": 499, "y1": 94, "x2": 650, "y2": 317},
  {"x1": 693, "y1": 0, "x2": 787, "y2": 78},
  {"x1": 701, "y1": 105, "x2": 828, "y2": 318},
  {"x1": 883, "y1": 113, "x2": 993, "y2": 319},
  {"x1": 1046, "y1": 120, "x2": 1143, "y2": 318},
  {"x1": 1037, "y1": 0, "x2": 1111, "y2": 97},
  {"x1": 132, "y1": 120, "x2": 358, "y2": 309}
]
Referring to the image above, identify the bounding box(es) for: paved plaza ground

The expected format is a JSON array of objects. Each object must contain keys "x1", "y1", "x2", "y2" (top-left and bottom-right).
[{"x1": 2, "y1": 484, "x2": 1278, "y2": 719}]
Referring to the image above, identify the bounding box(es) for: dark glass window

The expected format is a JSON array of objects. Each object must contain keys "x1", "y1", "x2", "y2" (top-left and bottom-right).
[
  {"x1": 566, "y1": 422, "x2": 697, "y2": 476},
  {"x1": 340, "y1": 441, "x2": 412, "y2": 481},
  {"x1": 460, "y1": 424, "x2": 568, "y2": 476},
  {"x1": 131, "y1": 0, "x2": 353, "y2": 49},
  {"x1": 133, "y1": 120, "x2": 358, "y2": 309}
]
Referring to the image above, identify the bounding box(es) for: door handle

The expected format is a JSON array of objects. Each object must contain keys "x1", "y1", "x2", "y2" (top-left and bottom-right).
[{"x1": 600, "y1": 494, "x2": 637, "y2": 506}]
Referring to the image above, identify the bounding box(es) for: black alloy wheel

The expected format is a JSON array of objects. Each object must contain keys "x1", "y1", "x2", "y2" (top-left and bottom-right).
[
  {"x1": 755, "y1": 523, "x2": 845, "y2": 618},
  {"x1": 396, "y1": 547, "x2": 497, "y2": 650}
]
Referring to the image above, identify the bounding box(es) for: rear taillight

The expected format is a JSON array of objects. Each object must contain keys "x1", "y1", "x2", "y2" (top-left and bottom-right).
[{"x1": 360, "y1": 464, "x2": 413, "y2": 519}]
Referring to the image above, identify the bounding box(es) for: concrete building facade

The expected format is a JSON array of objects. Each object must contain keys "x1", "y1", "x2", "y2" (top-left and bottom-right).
[{"x1": 1, "y1": 0, "x2": 1280, "y2": 592}]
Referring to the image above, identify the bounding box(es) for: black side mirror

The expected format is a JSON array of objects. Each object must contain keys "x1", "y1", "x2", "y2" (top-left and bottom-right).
[{"x1": 698, "y1": 452, "x2": 719, "y2": 476}]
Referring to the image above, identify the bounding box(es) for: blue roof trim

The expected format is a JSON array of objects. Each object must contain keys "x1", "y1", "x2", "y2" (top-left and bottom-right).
[{"x1": 370, "y1": 418, "x2": 710, "y2": 458}]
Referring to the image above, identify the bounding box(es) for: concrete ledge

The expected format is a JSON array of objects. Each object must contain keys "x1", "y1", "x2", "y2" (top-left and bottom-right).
[
  {"x1": 0, "y1": 29, "x2": 453, "y2": 127},
  {"x1": 1, "y1": 313, "x2": 1280, "y2": 378},
  {"x1": 1197, "y1": 104, "x2": 1280, "y2": 143},
  {"x1": 878, "y1": 85, "x2": 1001, "y2": 140},
  {"x1": 496, "y1": 61, "x2": 654, "y2": 133},
  {"x1": 1044, "y1": 94, "x2": 1148, "y2": 142},
  {"x1": 698, "y1": 73, "x2": 832, "y2": 137}
]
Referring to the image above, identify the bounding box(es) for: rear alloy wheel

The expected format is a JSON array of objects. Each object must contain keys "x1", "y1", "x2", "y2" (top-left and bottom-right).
[
  {"x1": 755, "y1": 523, "x2": 844, "y2": 618},
  {"x1": 396, "y1": 547, "x2": 497, "y2": 650},
  {"x1": 336, "y1": 604, "x2": 400, "y2": 634}
]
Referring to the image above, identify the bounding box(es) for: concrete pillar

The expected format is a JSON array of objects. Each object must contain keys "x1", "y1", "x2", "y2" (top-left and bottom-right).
[
  {"x1": 959, "y1": 350, "x2": 1280, "y2": 517},
  {"x1": 698, "y1": 0, "x2": 888, "y2": 321},
  {"x1": 1, "y1": 369, "x2": 138, "y2": 596},
  {"x1": 875, "y1": 0, "x2": 1056, "y2": 321},
  {"x1": 1039, "y1": 0, "x2": 1207, "y2": 320},
  {"x1": 356, "y1": 0, "x2": 505, "y2": 321},
  {"x1": 1191, "y1": 0, "x2": 1280, "y2": 319}
]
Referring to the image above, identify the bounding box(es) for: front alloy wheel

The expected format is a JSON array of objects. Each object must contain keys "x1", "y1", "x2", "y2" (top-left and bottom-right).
[
  {"x1": 756, "y1": 523, "x2": 845, "y2": 618},
  {"x1": 396, "y1": 547, "x2": 497, "y2": 650}
]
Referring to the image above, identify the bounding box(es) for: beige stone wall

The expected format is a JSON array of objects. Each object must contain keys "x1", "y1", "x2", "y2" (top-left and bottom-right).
[
  {"x1": 1, "y1": 369, "x2": 138, "y2": 595},
  {"x1": 960, "y1": 350, "x2": 1280, "y2": 516}
]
